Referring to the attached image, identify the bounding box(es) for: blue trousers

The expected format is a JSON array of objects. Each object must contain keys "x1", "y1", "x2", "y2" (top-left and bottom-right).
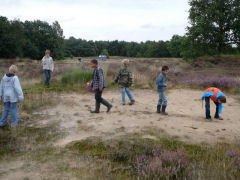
[
  {"x1": 158, "y1": 91, "x2": 167, "y2": 106},
  {"x1": 122, "y1": 88, "x2": 134, "y2": 104},
  {"x1": 44, "y1": 69, "x2": 51, "y2": 87},
  {"x1": 0, "y1": 102, "x2": 18, "y2": 127}
]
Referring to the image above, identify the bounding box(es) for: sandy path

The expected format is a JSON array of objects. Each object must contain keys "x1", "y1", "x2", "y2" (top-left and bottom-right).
[{"x1": 34, "y1": 89, "x2": 240, "y2": 146}]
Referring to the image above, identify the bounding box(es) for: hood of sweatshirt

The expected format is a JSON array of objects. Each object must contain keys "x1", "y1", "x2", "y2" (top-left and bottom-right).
[{"x1": 3, "y1": 73, "x2": 15, "y2": 82}]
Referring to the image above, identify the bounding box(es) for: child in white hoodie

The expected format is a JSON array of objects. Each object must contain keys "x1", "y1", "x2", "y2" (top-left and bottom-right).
[
  {"x1": 0, "y1": 65, "x2": 24, "y2": 127},
  {"x1": 42, "y1": 49, "x2": 54, "y2": 88}
]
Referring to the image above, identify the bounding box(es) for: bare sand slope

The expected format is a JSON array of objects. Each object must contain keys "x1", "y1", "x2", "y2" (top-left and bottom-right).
[{"x1": 34, "y1": 89, "x2": 240, "y2": 146}]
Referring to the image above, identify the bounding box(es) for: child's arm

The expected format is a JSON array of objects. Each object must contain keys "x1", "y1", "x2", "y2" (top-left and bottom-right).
[
  {"x1": 218, "y1": 103, "x2": 223, "y2": 114},
  {"x1": 156, "y1": 74, "x2": 163, "y2": 85},
  {"x1": 201, "y1": 91, "x2": 214, "y2": 99},
  {"x1": 128, "y1": 71, "x2": 133, "y2": 86},
  {"x1": 41, "y1": 57, "x2": 45, "y2": 65},
  {"x1": 50, "y1": 58, "x2": 54, "y2": 72},
  {"x1": 13, "y1": 77, "x2": 24, "y2": 101},
  {"x1": 0, "y1": 80, "x2": 3, "y2": 101},
  {"x1": 114, "y1": 70, "x2": 121, "y2": 83},
  {"x1": 98, "y1": 69, "x2": 104, "y2": 90}
]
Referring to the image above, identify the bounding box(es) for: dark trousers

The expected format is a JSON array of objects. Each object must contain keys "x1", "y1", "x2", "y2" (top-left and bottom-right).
[
  {"x1": 44, "y1": 69, "x2": 51, "y2": 87},
  {"x1": 95, "y1": 89, "x2": 103, "y2": 103},
  {"x1": 94, "y1": 89, "x2": 111, "y2": 111},
  {"x1": 205, "y1": 97, "x2": 219, "y2": 119}
]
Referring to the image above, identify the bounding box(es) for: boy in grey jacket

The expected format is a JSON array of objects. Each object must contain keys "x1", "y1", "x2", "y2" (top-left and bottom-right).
[
  {"x1": 156, "y1": 66, "x2": 169, "y2": 115},
  {"x1": 0, "y1": 65, "x2": 24, "y2": 127},
  {"x1": 42, "y1": 49, "x2": 54, "y2": 88}
]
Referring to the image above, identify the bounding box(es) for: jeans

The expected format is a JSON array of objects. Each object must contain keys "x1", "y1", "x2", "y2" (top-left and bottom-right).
[
  {"x1": 158, "y1": 91, "x2": 167, "y2": 106},
  {"x1": 0, "y1": 102, "x2": 18, "y2": 127},
  {"x1": 121, "y1": 88, "x2": 134, "y2": 104},
  {"x1": 44, "y1": 69, "x2": 51, "y2": 87},
  {"x1": 205, "y1": 97, "x2": 219, "y2": 119}
]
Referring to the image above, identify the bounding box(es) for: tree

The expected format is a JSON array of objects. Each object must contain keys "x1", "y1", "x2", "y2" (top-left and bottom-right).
[
  {"x1": 187, "y1": 0, "x2": 239, "y2": 57},
  {"x1": 167, "y1": 35, "x2": 185, "y2": 58},
  {"x1": 101, "y1": 49, "x2": 110, "y2": 58},
  {"x1": 0, "y1": 17, "x2": 25, "y2": 58}
]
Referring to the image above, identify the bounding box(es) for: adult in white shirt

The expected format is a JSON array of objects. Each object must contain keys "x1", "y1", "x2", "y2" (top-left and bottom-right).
[{"x1": 41, "y1": 50, "x2": 54, "y2": 88}]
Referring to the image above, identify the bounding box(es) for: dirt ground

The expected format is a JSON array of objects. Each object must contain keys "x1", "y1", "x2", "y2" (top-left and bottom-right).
[{"x1": 34, "y1": 88, "x2": 240, "y2": 145}]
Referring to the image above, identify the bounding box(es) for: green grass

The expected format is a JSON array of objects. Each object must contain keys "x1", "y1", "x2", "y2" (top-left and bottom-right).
[{"x1": 61, "y1": 71, "x2": 92, "y2": 87}]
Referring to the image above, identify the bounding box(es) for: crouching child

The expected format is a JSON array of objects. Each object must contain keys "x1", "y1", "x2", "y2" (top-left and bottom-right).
[
  {"x1": 0, "y1": 65, "x2": 24, "y2": 128},
  {"x1": 201, "y1": 87, "x2": 226, "y2": 120},
  {"x1": 114, "y1": 59, "x2": 135, "y2": 105},
  {"x1": 90, "y1": 59, "x2": 112, "y2": 113},
  {"x1": 156, "y1": 66, "x2": 169, "y2": 115}
]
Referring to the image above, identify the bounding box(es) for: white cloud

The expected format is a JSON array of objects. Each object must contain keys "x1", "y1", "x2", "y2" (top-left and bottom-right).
[{"x1": 0, "y1": 0, "x2": 190, "y2": 41}]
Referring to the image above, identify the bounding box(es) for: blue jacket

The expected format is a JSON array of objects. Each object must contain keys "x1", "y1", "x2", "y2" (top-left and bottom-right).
[
  {"x1": 156, "y1": 72, "x2": 167, "y2": 92},
  {"x1": 0, "y1": 73, "x2": 24, "y2": 103},
  {"x1": 201, "y1": 91, "x2": 224, "y2": 114}
]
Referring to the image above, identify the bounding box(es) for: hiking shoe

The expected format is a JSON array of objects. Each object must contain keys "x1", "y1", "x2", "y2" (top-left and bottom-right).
[
  {"x1": 90, "y1": 110, "x2": 99, "y2": 113},
  {"x1": 129, "y1": 100, "x2": 135, "y2": 105},
  {"x1": 161, "y1": 112, "x2": 168, "y2": 115}
]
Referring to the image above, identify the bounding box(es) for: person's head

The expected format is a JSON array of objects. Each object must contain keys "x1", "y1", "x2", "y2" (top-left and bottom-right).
[
  {"x1": 45, "y1": 49, "x2": 51, "y2": 57},
  {"x1": 9, "y1": 65, "x2": 18, "y2": 75},
  {"x1": 162, "y1": 66, "x2": 169, "y2": 74},
  {"x1": 122, "y1": 59, "x2": 129, "y2": 67},
  {"x1": 218, "y1": 96, "x2": 226, "y2": 103},
  {"x1": 90, "y1": 59, "x2": 98, "y2": 68}
]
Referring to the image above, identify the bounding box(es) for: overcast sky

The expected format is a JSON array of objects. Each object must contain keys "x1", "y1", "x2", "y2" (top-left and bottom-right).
[{"x1": 0, "y1": 0, "x2": 190, "y2": 42}]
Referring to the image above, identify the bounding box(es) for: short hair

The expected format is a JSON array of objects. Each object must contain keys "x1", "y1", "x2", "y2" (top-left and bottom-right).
[
  {"x1": 9, "y1": 65, "x2": 18, "y2": 74},
  {"x1": 45, "y1": 49, "x2": 51, "y2": 54},
  {"x1": 91, "y1": 59, "x2": 98, "y2": 65},
  {"x1": 162, "y1": 66, "x2": 169, "y2": 71},
  {"x1": 218, "y1": 96, "x2": 226, "y2": 103},
  {"x1": 122, "y1": 59, "x2": 129, "y2": 66}
]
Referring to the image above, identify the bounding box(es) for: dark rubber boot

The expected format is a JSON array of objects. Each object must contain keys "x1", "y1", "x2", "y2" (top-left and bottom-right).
[
  {"x1": 157, "y1": 105, "x2": 161, "y2": 113},
  {"x1": 161, "y1": 106, "x2": 168, "y2": 115},
  {"x1": 101, "y1": 99, "x2": 112, "y2": 113},
  {"x1": 91, "y1": 102, "x2": 100, "y2": 113}
]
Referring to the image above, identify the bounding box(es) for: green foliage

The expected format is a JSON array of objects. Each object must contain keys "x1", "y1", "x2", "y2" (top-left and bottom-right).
[
  {"x1": 101, "y1": 49, "x2": 110, "y2": 58},
  {"x1": 61, "y1": 71, "x2": 92, "y2": 86},
  {"x1": 167, "y1": 35, "x2": 185, "y2": 58},
  {"x1": 65, "y1": 39, "x2": 172, "y2": 58},
  {"x1": 186, "y1": 0, "x2": 240, "y2": 58},
  {"x1": 0, "y1": 16, "x2": 64, "y2": 60}
]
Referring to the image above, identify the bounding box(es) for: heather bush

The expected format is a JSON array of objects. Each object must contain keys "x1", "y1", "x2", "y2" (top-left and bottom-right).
[
  {"x1": 135, "y1": 146, "x2": 189, "y2": 179},
  {"x1": 179, "y1": 76, "x2": 240, "y2": 90}
]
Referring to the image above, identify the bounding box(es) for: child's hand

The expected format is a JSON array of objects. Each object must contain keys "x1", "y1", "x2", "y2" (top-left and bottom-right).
[{"x1": 99, "y1": 88, "x2": 103, "y2": 92}]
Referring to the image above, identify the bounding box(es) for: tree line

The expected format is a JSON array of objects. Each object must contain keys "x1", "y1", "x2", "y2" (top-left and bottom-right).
[
  {"x1": 0, "y1": 16, "x2": 64, "y2": 60},
  {"x1": 0, "y1": 0, "x2": 240, "y2": 60}
]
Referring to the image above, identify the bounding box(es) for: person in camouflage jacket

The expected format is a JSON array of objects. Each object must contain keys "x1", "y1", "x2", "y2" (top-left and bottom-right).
[{"x1": 114, "y1": 59, "x2": 135, "y2": 105}]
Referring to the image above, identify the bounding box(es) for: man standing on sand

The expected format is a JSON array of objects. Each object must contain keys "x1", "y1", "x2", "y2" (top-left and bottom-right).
[{"x1": 42, "y1": 50, "x2": 54, "y2": 88}]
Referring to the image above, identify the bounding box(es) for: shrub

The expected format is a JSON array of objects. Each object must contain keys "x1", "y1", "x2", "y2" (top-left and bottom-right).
[
  {"x1": 135, "y1": 146, "x2": 189, "y2": 179},
  {"x1": 61, "y1": 71, "x2": 92, "y2": 86},
  {"x1": 180, "y1": 76, "x2": 240, "y2": 90}
]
